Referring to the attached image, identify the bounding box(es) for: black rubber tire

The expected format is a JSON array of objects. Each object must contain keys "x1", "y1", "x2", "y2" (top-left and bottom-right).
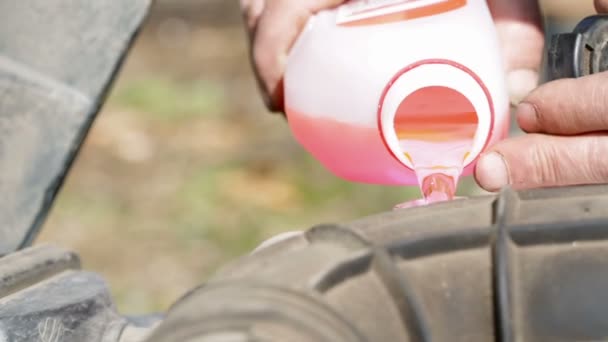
[{"x1": 145, "y1": 185, "x2": 608, "y2": 342}]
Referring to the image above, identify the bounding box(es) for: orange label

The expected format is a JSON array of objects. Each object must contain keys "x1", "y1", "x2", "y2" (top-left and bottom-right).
[{"x1": 336, "y1": 0, "x2": 467, "y2": 26}]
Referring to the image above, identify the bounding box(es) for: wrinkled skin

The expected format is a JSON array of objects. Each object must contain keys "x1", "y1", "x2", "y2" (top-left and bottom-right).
[
  {"x1": 475, "y1": 0, "x2": 608, "y2": 191},
  {"x1": 241, "y1": 0, "x2": 608, "y2": 192}
]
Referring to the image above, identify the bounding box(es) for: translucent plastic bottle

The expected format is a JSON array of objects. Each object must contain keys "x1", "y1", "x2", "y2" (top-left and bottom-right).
[{"x1": 283, "y1": 0, "x2": 510, "y2": 205}]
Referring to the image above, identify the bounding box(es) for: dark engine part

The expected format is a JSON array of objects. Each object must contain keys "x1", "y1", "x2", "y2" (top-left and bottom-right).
[
  {"x1": 144, "y1": 185, "x2": 608, "y2": 342},
  {"x1": 0, "y1": 244, "x2": 158, "y2": 342},
  {"x1": 547, "y1": 15, "x2": 608, "y2": 81},
  {"x1": 0, "y1": 0, "x2": 151, "y2": 254}
]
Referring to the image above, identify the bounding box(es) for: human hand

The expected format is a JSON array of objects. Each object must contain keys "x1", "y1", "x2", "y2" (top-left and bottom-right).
[
  {"x1": 475, "y1": 0, "x2": 608, "y2": 192},
  {"x1": 240, "y1": 0, "x2": 345, "y2": 112},
  {"x1": 488, "y1": 0, "x2": 544, "y2": 105},
  {"x1": 241, "y1": 0, "x2": 545, "y2": 113}
]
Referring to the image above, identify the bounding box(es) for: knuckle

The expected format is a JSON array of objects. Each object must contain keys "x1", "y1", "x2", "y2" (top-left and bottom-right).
[
  {"x1": 251, "y1": 49, "x2": 274, "y2": 103},
  {"x1": 531, "y1": 101, "x2": 545, "y2": 129},
  {"x1": 252, "y1": 42, "x2": 275, "y2": 84},
  {"x1": 587, "y1": 82, "x2": 608, "y2": 128},
  {"x1": 252, "y1": 47, "x2": 282, "y2": 111},
  {"x1": 528, "y1": 135, "x2": 560, "y2": 186},
  {"x1": 241, "y1": 0, "x2": 264, "y2": 28},
  {"x1": 585, "y1": 136, "x2": 608, "y2": 182},
  {"x1": 251, "y1": 41, "x2": 266, "y2": 69},
  {"x1": 550, "y1": 82, "x2": 578, "y2": 130},
  {"x1": 525, "y1": 87, "x2": 550, "y2": 129}
]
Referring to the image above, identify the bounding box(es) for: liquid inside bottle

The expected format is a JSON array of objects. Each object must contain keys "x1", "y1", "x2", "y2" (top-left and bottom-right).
[{"x1": 393, "y1": 86, "x2": 478, "y2": 209}]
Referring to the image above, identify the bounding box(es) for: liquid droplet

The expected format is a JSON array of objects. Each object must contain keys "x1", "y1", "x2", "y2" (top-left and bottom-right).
[
  {"x1": 420, "y1": 172, "x2": 456, "y2": 203},
  {"x1": 392, "y1": 86, "x2": 478, "y2": 209}
]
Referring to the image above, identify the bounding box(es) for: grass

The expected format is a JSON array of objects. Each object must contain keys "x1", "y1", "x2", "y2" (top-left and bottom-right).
[{"x1": 112, "y1": 77, "x2": 226, "y2": 122}]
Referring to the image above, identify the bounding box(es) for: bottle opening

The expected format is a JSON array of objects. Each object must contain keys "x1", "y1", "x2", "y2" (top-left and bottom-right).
[
  {"x1": 379, "y1": 61, "x2": 494, "y2": 172},
  {"x1": 394, "y1": 85, "x2": 477, "y2": 203},
  {"x1": 395, "y1": 85, "x2": 478, "y2": 169}
]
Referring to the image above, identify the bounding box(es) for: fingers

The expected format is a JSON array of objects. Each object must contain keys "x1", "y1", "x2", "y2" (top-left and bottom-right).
[
  {"x1": 240, "y1": 0, "x2": 265, "y2": 31},
  {"x1": 487, "y1": 0, "x2": 545, "y2": 105},
  {"x1": 476, "y1": 1, "x2": 608, "y2": 192},
  {"x1": 251, "y1": 0, "x2": 344, "y2": 111},
  {"x1": 596, "y1": 0, "x2": 608, "y2": 12},
  {"x1": 475, "y1": 133, "x2": 608, "y2": 191},
  {"x1": 516, "y1": 72, "x2": 608, "y2": 135}
]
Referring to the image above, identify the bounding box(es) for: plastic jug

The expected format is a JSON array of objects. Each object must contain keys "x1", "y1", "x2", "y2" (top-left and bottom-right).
[{"x1": 283, "y1": 0, "x2": 510, "y2": 201}]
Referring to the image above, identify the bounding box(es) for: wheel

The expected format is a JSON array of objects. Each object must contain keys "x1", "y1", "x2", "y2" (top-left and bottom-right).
[{"x1": 145, "y1": 185, "x2": 608, "y2": 342}]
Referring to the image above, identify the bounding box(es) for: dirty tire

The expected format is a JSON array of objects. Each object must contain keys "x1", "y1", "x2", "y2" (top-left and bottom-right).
[{"x1": 145, "y1": 185, "x2": 608, "y2": 342}]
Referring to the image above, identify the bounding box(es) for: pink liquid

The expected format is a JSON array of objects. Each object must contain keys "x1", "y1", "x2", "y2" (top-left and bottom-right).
[
  {"x1": 285, "y1": 93, "x2": 508, "y2": 207},
  {"x1": 393, "y1": 86, "x2": 478, "y2": 207},
  {"x1": 286, "y1": 109, "x2": 421, "y2": 185}
]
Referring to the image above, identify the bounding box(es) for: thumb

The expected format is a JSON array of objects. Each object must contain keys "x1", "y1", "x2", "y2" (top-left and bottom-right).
[
  {"x1": 515, "y1": 72, "x2": 608, "y2": 135},
  {"x1": 596, "y1": 0, "x2": 608, "y2": 12},
  {"x1": 474, "y1": 134, "x2": 608, "y2": 191}
]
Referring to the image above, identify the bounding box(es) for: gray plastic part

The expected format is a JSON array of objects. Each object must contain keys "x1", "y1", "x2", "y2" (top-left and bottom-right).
[
  {"x1": 0, "y1": 244, "x2": 159, "y2": 342},
  {"x1": 0, "y1": 0, "x2": 152, "y2": 254}
]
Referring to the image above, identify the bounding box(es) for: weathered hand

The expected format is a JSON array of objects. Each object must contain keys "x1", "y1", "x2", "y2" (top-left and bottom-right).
[
  {"x1": 241, "y1": 0, "x2": 545, "y2": 113},
  {"x1": 475, "y1": 0, "x2": 608, "y2": 191},
  {"x1": 476, "y1": 71, "x2": 608, "y2": 191},
  {"x1": 240, "y1": 0, "x2": 345, "y2": 112},
  {"x1": 487, "y1": 0, "x2": 544, "y2": 105}
]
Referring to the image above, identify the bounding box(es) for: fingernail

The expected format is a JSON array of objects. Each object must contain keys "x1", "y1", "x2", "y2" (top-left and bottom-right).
[
  {"x1": 476, "y1": 152, "x2": 509, "y2": 191},
  {"x1": 516, "y1": 102, "x2": 538, "y2": 131},
  {"x1": 507, "y1": 69, "x2": 538, "y2": 106}
]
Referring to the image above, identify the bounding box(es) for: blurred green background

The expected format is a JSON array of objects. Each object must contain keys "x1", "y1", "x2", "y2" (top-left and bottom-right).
[{"x1": 33, "y1": 0, "x2": 592, "y2": 315}]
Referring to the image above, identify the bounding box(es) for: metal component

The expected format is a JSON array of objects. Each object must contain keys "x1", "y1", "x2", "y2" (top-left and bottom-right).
[
  {"x1": 0, "y1": 245, "x2": 159, "y2": 342},
  {"x1": 0, "y1": 244, "x2": 80, "y2": 298},
  {"x1": 547, "y1": 15, "x2": 608, "y2": 81},
  {"x1": 0, "y1": 0, "x2": 152, "y2": 254}
]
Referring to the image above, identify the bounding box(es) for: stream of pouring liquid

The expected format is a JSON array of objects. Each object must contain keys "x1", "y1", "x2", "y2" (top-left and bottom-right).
[{"x1": 393, "y1": 86, "x2": 478, "y2": 209}]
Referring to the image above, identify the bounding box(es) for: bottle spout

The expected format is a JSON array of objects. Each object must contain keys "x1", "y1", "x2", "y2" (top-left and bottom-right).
[{"x1": 420, "y1": 172, "x2": 457, "y2": 204}]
